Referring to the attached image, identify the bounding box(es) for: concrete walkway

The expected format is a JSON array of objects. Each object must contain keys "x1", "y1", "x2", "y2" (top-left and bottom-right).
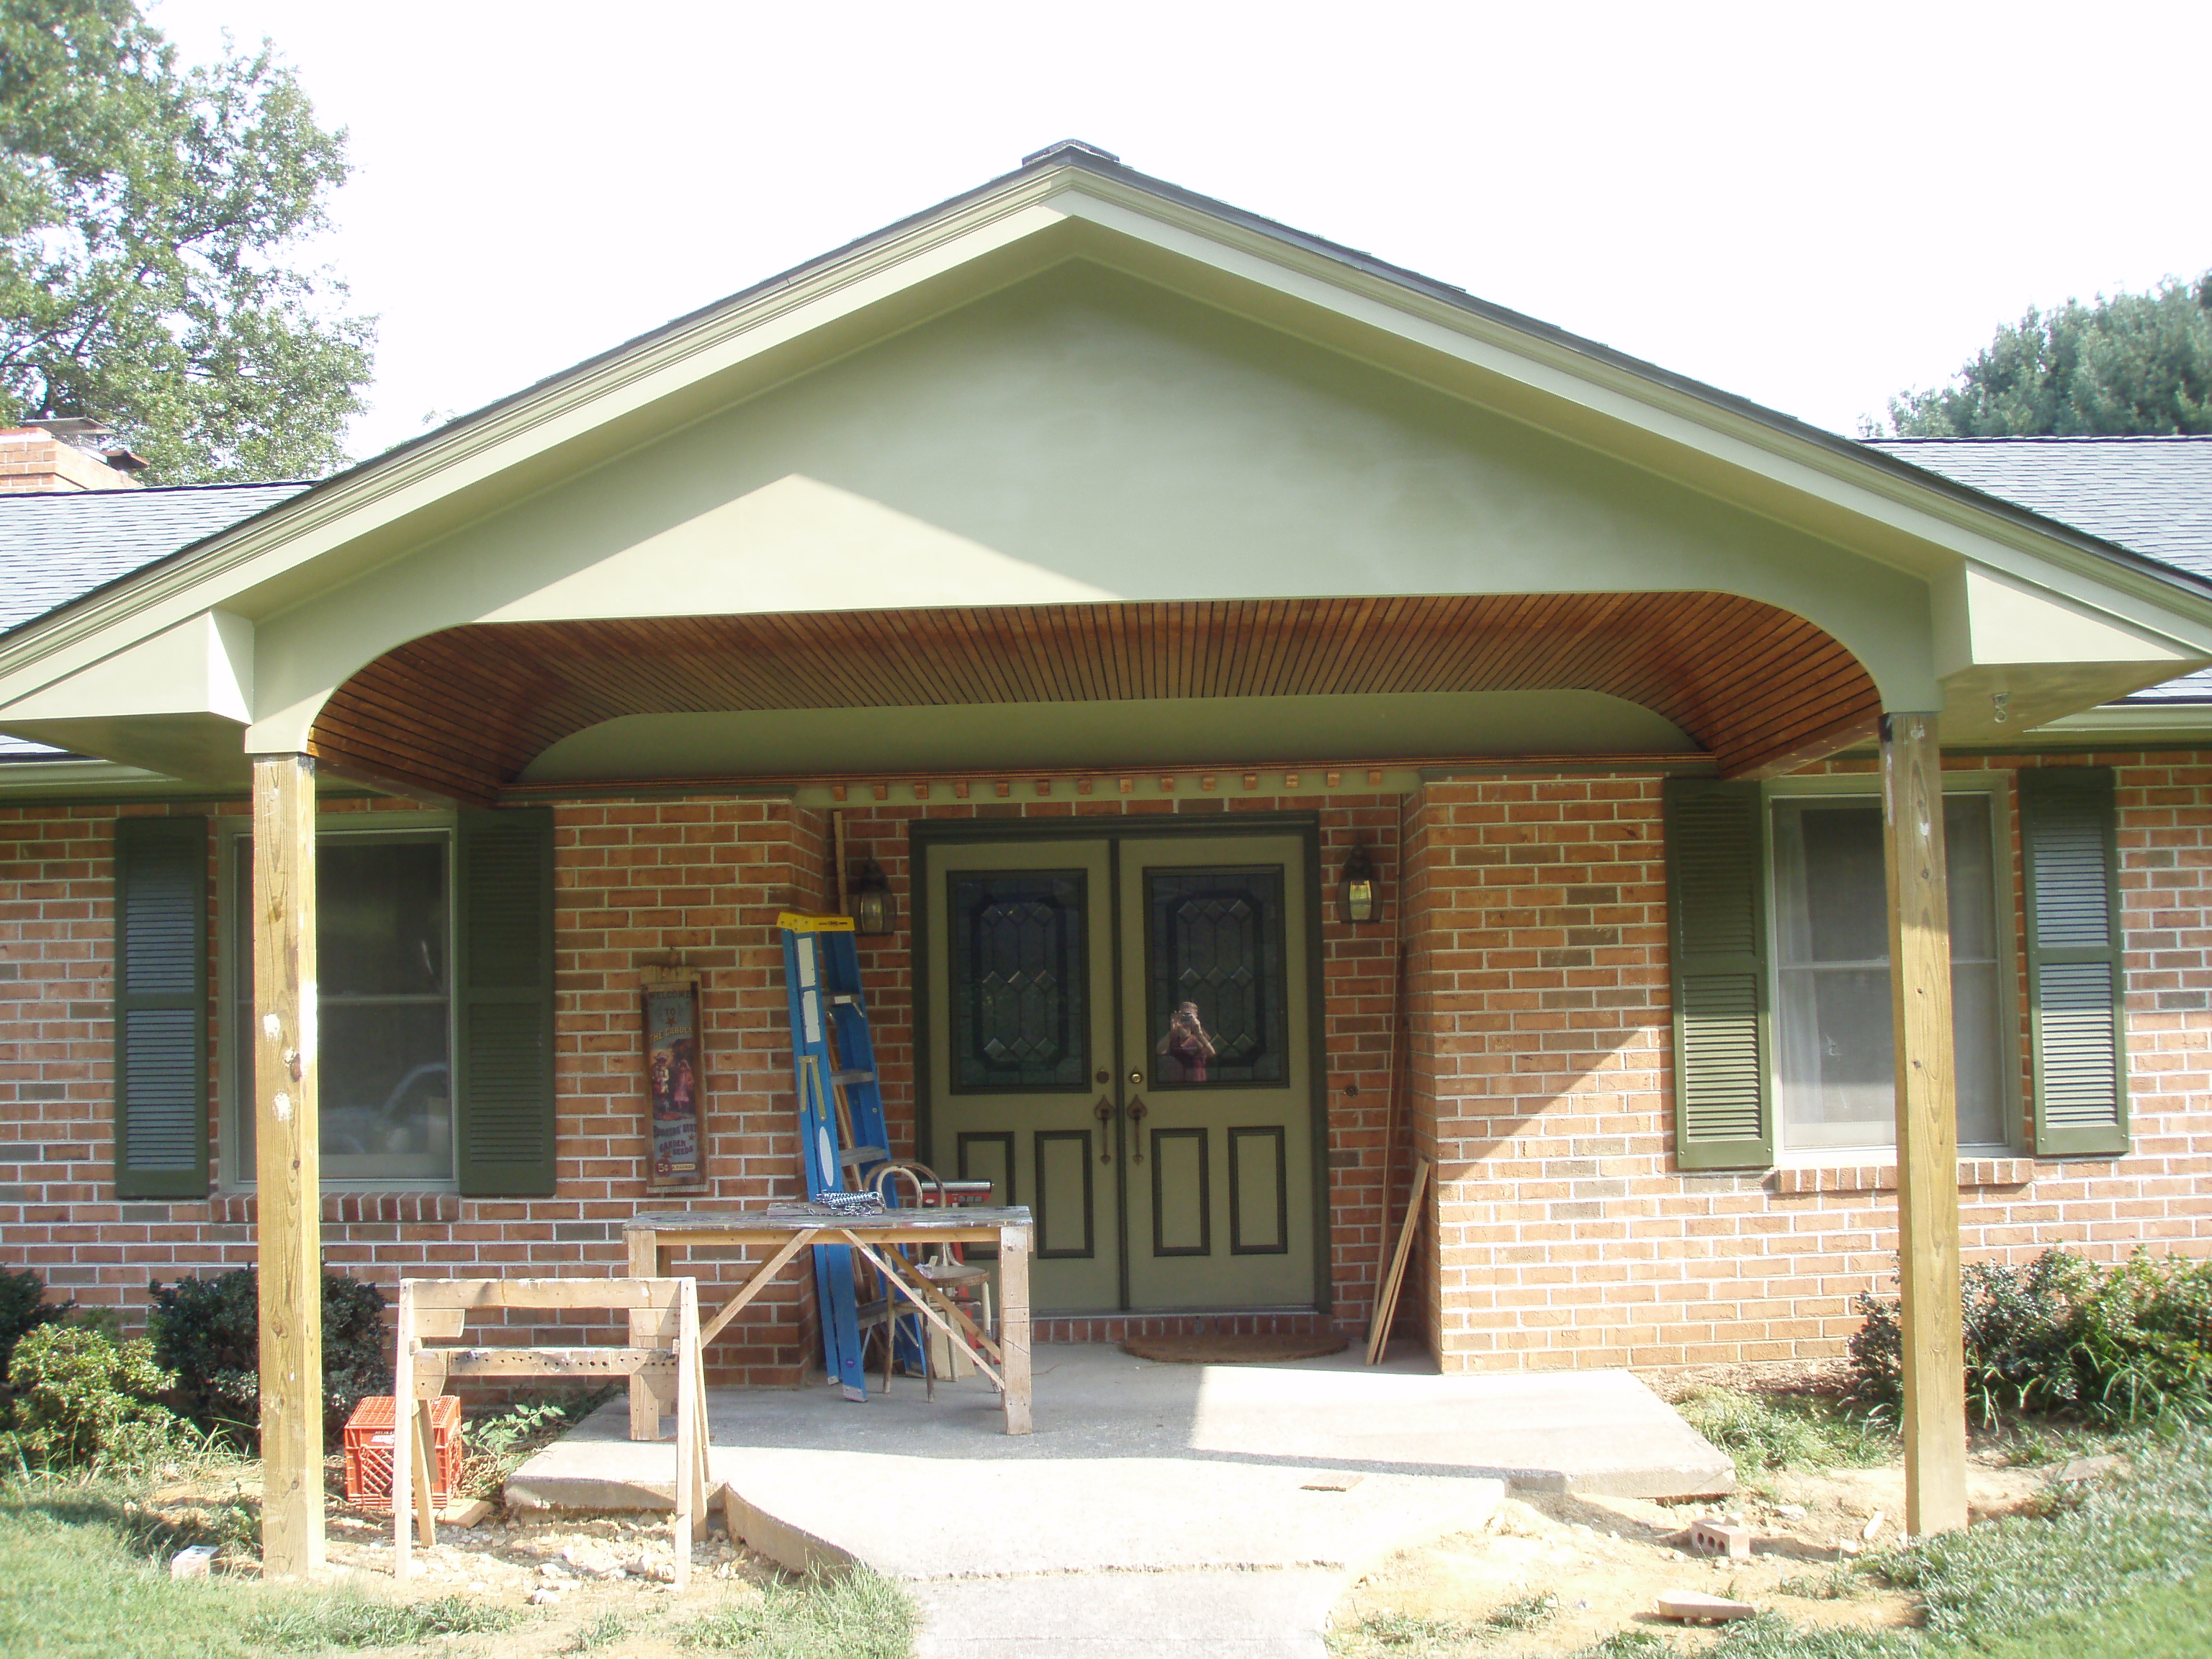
[{"x1": 508, "y1": 1344, "x2": 1732, "y2": 1655}]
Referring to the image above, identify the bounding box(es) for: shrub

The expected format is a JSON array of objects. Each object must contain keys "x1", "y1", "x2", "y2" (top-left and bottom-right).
[
  {"x1": 3, "y1": 1324, "x2": 180, "y2": 1472},
  {"x1": 0, "y1": 1268, "x2": 73, "y2": 1401},
  {"x1": 1850, "y1": 1246, "x2": 2212, "y2": 1426},
  {"x1": 146, "y1": 1269, "x2": 390, "y2": 1440}
]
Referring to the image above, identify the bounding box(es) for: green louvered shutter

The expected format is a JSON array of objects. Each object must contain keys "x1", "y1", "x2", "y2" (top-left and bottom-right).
[
  {"x1": 2020, "y1": 768, "x2": 2128, "y2": 1156},
  {"x1": 455, "y1": 808, "x2": 557, "y2": 1195},
  {"x1": 113, "y1": 817, "x2": 209, "y2": 1198},
  {"x1": 1664, "y1": 780, "x2": 1773, "y2": 1169}
]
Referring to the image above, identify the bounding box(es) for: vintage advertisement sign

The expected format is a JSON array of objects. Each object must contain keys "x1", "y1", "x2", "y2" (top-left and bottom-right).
[{"x1": 642, "y1": 971, "x2": 706, "y2": 1191}]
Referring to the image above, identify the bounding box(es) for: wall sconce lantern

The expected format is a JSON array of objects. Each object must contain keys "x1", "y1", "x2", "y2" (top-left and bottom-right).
[
  {"x1": 1339, "y1": 844, "x2": 1378, "y2": 926},
  {"x1": 851, "y1": 858, "x2": 897, "y2": 936}
]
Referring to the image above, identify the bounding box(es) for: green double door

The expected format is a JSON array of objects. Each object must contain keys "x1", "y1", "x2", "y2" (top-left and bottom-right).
[{"x1": 924, "y1": 830, "x2": 1320, "y2": 1314}]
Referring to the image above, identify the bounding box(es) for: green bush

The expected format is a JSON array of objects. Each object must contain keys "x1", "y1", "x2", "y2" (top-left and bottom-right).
[
  {"x1": 146, "y1": 1269, "x2": 390, "y2": 1440},
  {"x1": 3, "y1": 1325, "x2": 181, "y2": 1473},
  {"x1": 1851, "y1": 1246, "x2": 2212, "y2": 1425},
  {"x1": 0, "y1": 1268, "x2": 73, "y2": 1401}
]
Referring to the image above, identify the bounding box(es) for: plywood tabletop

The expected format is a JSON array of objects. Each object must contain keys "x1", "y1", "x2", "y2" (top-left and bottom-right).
[{"x1": 625, "y1": 1206, "x2": 1031, "y2": 1233}]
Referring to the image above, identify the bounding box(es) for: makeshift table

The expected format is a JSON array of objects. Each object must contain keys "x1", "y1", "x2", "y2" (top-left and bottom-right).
[{"x1": 622, "y1": 1205, "x2": 1033, "y2": 1436}]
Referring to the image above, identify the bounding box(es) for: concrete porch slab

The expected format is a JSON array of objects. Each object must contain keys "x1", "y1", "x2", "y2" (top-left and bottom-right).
[{"x1": 506, "y1": 1344, "x2": 1730, "y2": 1651}]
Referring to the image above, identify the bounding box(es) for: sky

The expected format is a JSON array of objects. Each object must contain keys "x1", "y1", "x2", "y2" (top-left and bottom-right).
[{"x1": 150, "y1": 0, "x2": 2212, "y2": 466}]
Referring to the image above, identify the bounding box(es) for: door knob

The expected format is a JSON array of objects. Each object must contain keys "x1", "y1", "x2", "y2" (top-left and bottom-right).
[
  {"x1": 1128, "y1": 1069, "x2": 1143, "y2": 1084},
  {"x1": 1127, "y1": 1097, "x2": 1148, "y2": 1162},
  {"x1": 1092, "y1": 1097, "x2": 1115, "y2": 1164}
]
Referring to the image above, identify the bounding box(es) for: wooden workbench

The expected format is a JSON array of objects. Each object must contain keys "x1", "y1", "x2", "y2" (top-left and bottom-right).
[{"x1": 623, "y1": 1205, "x2": 1033, "y2": 1436}]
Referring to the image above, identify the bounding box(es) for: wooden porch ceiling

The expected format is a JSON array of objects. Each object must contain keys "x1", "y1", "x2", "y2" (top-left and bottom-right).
[{"x1": 307, "y1": 594, "x2": 1881, "y2": 804}]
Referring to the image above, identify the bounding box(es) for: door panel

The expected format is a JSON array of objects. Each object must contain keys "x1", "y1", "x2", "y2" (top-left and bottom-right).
[
  {"x1": 926, "y1": 839, "x2": 1118, "y2": 1312},
  {"x1": 924, "y1": 827, "x2": 1318, "y2": 1315},
  {"x1": 1120, "y1": 833, "x2": 1315, "y2": 1309}
]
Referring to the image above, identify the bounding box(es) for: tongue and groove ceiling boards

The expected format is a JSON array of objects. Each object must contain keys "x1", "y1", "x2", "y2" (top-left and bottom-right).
[{"x1": 310, "y1": 595, "x2": 1877, "y2": 804}]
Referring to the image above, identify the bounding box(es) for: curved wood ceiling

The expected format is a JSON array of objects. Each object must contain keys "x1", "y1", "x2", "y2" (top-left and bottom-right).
[{"x1": 308, "y1": 594, "x2": 1881, "y2": 804}]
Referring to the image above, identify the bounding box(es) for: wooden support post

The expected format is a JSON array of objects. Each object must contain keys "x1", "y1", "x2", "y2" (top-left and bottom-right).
[
  {"x1": 1881, "y1": 713, "x2": 1969, "y2": 1537},
  {"x1": 253, "y1": 752, "x2": 324, "y2": 1578},
  {"x1": 997, "y1": 1223, "x2": 1032, "y2": 1436}
]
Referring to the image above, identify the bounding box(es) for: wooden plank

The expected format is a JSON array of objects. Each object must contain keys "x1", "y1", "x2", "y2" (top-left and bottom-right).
[
  {"x1": 698, "y1": 1230, "x2": 817, "y2": 1347},
  {"x1": 1881, "y1": 711, "x2": 1969, "y2": 1537},
  {"x1": 251, "y1": 752, "x2": 324, "y2": 1581},
  {"x1": 409, "y1": 1277, "x2": 679, "y2": 1310},
  {"x1": 412, "y1": 1308, "x2": 466, "y2": 1340},
  {"x1": 840, "y1": 1236, "x2": 1009, "y2": 1393},
  {"x1": 673, "y1": 1281, "x2": 696, "y2": 1592},
  {"x1": 430, "y1": 1346, "x2": 680, "y2": 1377},
  {"x1": 409, "y1": 1402, "x2": 438, "y2": 1547},
  {"x1": 392, "y1": 1281, "x2": 415, "y2": 1581},
  {"x1": 628, "y1": 1229, "x2": 662, "y2": 1440},
  {"x1": 1366, "y1": 1156, "x2": 1431, "y2": 1366},
  {"x1": 999, "y1": 1223, "x2": 1033, "y2": 1437}
]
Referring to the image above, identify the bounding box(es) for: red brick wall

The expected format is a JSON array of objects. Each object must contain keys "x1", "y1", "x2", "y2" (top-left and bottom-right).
[
  {"x1": 9, "y1": 751, "x2": 2206, "y2": 1381},
  {"x1": 1406, "y1": 754, "x2": 2212, "y2": 1373},
  {"x1": 0, "y1": 793, "x2": 830, "y2": 1384}
]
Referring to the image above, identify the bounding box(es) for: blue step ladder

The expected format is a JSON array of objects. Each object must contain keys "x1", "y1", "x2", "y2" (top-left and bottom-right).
[{"x1": 778, "y1": 912, "x2": 897, "y2": 1401}]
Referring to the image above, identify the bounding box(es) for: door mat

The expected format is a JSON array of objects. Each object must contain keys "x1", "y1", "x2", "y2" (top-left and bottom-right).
[{"x1": 1120, "y1": 1332, "x2": 1350, "y2": 1364}]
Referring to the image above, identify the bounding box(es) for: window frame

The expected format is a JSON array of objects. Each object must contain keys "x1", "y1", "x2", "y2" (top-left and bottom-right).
[
  {"x1": 217, "y1": 811, "x2": 459, "y2": 1192},
  {"x1": 1758, "y1": 772, "x2": 2023, "y2": 1164}
]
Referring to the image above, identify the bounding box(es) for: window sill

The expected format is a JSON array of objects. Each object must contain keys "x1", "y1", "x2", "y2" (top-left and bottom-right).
[
  {"x1": 209, "y1": 1192, "x2": 463, "y2": 1225},
  {"x1": 1771, "y1": 1157, "x2": 2034, "y2": 1196}
]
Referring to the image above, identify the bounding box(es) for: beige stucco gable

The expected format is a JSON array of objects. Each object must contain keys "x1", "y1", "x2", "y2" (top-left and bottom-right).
[{"x1": 3, "y1": 152, "x2": 2211, "y2": 785}]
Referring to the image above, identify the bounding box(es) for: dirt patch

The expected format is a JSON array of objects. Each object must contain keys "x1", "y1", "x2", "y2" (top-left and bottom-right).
[
  {"x1": 140, "y1": 1475, "x2": 779, "y2": 1656},
  {"x1": 1333, "y1": 1460, "x2": 2059, "y2": 1655}
]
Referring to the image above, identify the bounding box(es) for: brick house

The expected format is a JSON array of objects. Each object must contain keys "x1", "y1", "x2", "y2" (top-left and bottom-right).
[{"x1": 4, "y1": 143, "x2": 2210, "y2": 1412}]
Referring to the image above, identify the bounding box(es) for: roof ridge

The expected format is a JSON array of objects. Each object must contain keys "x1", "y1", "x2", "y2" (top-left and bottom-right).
[{"x1": 1865, "y1": 434, "x2": 2212, "y2": 446}]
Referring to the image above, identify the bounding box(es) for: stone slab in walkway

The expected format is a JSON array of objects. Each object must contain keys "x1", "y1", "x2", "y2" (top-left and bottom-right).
[
  {"x1": 910, "y1": 1570, "x2": 1341, "y2": 1659},
  {"x1": 508, "y1": 1344, "x2": 1732, "y2": 1653}
]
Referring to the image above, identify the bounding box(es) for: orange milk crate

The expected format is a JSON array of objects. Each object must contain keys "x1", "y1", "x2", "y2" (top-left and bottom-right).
[{"x1": 343, "y1": 1395, "x2": 464, "y2": 1512}]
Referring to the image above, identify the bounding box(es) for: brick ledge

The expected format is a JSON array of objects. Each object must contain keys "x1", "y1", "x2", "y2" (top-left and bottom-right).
[
  {"x1": 207, "y1": 1192, "x2": 463, "y2": 1225},
  {"x1": 1773, "y1": 1158, "x2": 2036, "y2": 1195}
]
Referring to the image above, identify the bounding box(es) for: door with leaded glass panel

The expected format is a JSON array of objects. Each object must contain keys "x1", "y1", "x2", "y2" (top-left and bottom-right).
[
  {"x1": 924, "y1": 839, "x2": 1120, "y2": 1311},
  {"x1": 1117, "y1": 832, "x2": 1316, "y2": 1310}
]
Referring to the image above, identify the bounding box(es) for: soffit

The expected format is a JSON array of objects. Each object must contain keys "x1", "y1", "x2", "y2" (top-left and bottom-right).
[{"x1": 309, "y1": 593, "x2": 1879, "y2": 804}]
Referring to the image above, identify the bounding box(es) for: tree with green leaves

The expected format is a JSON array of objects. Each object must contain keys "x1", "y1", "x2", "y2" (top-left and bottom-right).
[
  {"x1": 1881, "y1": 274, "x2": 2212, "y2": 439},
  {"x1": 0, "y1": 0, "x2": 373, "y2": 481}
]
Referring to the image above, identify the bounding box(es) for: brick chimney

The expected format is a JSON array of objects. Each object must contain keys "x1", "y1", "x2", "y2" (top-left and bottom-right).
[{"x1": 0, "y1": 418, "x2": 147, "y2": 492}]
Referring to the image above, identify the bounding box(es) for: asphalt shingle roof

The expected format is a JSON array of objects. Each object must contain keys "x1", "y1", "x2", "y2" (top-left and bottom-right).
[
  {"x1": 0, "y1": 482, "x2": 307, "y2": 636},
  {"x1": 0, "y1": 481, "x2": 307, "y2": 758},
  {"x1": 1863, "y1": 436, "x2": 2212, "y2": 701}
]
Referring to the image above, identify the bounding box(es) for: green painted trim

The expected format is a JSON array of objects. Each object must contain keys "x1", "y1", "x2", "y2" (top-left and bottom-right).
[
  {"x1": 112, "y1": 815, "x2": 210, "y2": 1200},
  {"x1": 1662, "y1": 780, "x2": 1776, "y2": 1171},
  {"x1": 2020, "y1": 768, "x2": 2131, "y2": 1158}
]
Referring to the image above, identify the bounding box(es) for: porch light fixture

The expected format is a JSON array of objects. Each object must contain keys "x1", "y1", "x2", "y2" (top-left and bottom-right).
[
  {"x1": 1339, "y1": 844, "x2": 1378, "y2": 926},
  {"x1": 852, "y1": 859, "x2": 897, "y2": 936}
]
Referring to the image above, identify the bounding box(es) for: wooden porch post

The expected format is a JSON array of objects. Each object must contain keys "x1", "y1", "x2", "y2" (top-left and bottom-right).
[
  {"x1": 253, "y1": 753, "x2": 325, "y2": 1578},
  {"x1": 1879, "y1": 713, "x2": 1969, "y2": 1537}
]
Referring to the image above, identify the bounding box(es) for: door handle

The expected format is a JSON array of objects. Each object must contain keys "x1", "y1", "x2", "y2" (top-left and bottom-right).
[
  {"x1": 1093, "y1": 1097, "x2": 1115, "y2": 1163},
  {"x1": 1127, "y1": 1097, "x2": 1148, "y2": 1162}
]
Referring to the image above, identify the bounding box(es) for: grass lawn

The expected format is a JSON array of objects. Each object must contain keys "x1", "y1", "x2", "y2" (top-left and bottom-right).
[
  {"x1": 0, "y1": 1477, "x2": 915, "y2": 1658},
  {"x1": 1558, "y1": 1420, "x2": 2212, "y2": 1659}
]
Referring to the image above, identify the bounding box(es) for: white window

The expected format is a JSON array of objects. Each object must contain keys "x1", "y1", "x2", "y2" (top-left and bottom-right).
[
  {"x1": 221, "y1": 818, "x2": 457, "y2": 1187},
  {"x1": 1767, "y1": 782, "x2": 2015, "y2": 1156}
]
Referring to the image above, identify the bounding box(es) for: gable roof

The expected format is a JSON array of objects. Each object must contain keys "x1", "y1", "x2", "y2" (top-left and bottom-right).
[{"x1": 1, "y1": 143, "x2": 2211, "y2": 777}]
